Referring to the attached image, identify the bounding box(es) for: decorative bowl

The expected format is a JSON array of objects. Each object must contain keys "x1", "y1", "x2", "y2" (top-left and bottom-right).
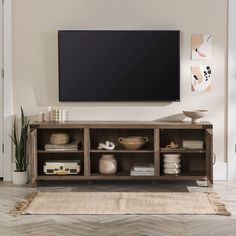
[
  {"x1": 183, "y1": 110, "x2": 208, "y2": 124},
  {"x1": 50, "y1": 133, "x2": 70, "y2": 145},
  {"x1": 118, "y1": 136, "x2": 149, "y2": 150}
]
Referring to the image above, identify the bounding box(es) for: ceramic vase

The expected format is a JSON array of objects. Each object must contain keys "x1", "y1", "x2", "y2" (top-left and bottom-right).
[{"x1": 99, "y1": 154, "x2": 117, "y2": 174}]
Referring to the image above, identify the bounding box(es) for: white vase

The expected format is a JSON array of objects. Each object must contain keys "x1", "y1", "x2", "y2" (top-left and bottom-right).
[
  {"x1": 99, "y1": 154, "x2": 117, "y2": 174},
  {"x1": 12, "y1": 171, "x2": 28, "y2": 185}
]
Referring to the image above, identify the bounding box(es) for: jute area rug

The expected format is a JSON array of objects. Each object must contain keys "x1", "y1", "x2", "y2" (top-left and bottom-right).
[{"x1": 11, "y1": 192, "x2": 230, "y2": 216}]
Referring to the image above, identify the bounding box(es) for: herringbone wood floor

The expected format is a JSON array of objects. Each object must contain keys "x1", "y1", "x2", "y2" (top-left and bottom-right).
[{"x1": 0, "y1": 181, "x2": 236, "y2": 236}]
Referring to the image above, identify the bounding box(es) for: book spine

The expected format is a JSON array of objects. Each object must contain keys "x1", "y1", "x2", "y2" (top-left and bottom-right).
[
  {"x1": 45, "y1": 149, "x2": 78, "y2": 152},
  {"x1": 130, "y1": 173, "x2": 154, "y2": 176},
  {"x1": 133, "y1": 168, "x2": 154, "y2": 172},
  {"x1": 130, "y1": 171, "x2": 155, "y2": 176}
]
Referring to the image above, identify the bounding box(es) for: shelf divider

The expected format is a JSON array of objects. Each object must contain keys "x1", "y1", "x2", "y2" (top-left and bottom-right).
[
  {"x1": 154, "y1": 129, "x2": 160, "y2": 176},
  {"x1": 84, "y1": 128, "x2": 90, "y2": 176}
]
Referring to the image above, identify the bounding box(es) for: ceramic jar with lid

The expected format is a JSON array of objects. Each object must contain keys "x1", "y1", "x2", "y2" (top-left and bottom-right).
[{"x1": 99, "y1": 154, "x2": 117, "y2": 174}]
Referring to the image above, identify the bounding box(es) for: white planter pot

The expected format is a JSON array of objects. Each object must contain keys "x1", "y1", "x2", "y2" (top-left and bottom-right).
[{"x1": 12, "y1": 171, "x2": 28, "y2": 185}]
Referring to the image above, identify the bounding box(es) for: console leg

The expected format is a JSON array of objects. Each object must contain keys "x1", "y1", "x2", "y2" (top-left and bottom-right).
[{"x1": 207, "y1": 179, "x2": 213, "y2": 188}]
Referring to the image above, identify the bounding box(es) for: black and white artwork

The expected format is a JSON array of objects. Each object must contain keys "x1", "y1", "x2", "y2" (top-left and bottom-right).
[{"x1": 191, "y1": 66, "x2": 212, "y2": 91}]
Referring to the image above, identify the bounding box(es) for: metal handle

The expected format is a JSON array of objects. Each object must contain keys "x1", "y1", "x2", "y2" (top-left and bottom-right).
[
  {"x1": 118, "y1": 137, "x2": 124, "y2": 143},
  {"x1": 213, "y1": 153, "x2": 216, "y2": 165},
  {"x1": 143, "y1": 137, "x2": 149, "y2": 143}
]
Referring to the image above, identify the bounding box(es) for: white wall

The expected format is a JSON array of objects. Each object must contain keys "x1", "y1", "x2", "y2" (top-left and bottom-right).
[
  {"x1": 228, "y1": 0, "x2": 236, "y2": 181},
  {"x1": 12, "y1": 0, "x2": 228, "y2": 178},
  {"x1": 3, "y1": 0, "x2": 13, "y2": 181},
  {"x1": 0, "y1": 0, "x2": 3, "y2": 178}
]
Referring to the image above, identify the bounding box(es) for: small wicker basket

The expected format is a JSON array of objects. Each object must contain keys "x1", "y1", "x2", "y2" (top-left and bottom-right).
[{"x1": 50, "y1": 133, "x2": 70, "y2": 145}]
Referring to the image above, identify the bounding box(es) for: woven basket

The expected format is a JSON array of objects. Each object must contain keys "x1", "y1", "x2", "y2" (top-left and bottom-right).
[{"x1": 50, "y1": 133, "x2": 70, "y2": 145}]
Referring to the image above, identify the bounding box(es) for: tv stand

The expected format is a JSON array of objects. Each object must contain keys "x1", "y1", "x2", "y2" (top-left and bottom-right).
[{"x1": 29, "y1": 121, "x2": 213, "y2": 187}]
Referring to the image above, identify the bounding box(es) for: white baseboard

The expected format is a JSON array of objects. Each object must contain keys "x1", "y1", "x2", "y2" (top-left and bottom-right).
[{"x1": 214, "y1": 162, "x2": 227, "y2": 180}]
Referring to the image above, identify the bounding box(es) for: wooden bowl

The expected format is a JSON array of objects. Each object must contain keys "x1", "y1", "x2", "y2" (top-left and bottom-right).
[
  {"x1": 183, "y1": 110, "x2": 208, "y2": 124},
  {"x1": 118, "y1": 136, "x2": 149, "y2": 150}
]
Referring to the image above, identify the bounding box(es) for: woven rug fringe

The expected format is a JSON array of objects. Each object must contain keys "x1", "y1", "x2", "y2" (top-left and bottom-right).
[
  {"x1": 205, "y1": 192, "x2": 231, "y2": 216},
  {"x1": 10, "y1": 192, "x2": 38, "y2": 216}
]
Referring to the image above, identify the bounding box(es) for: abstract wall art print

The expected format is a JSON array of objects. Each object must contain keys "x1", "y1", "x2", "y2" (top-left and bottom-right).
[
  {"x1": 191, "y1": 66, "x2": 212, "y2": 91},
  {"x1": 191, "y1": 34, "x2": 212, "y2": 60}
]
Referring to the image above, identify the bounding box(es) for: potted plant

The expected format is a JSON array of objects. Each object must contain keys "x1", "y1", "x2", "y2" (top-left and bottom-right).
[{"x1": 10, "y1": 107, "x2": 30, "y2": 185}]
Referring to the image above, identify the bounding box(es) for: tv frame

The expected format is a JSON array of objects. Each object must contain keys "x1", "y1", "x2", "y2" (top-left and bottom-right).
[{"x1": 58, "y1": 30, "x2": 181, "y2": 102}]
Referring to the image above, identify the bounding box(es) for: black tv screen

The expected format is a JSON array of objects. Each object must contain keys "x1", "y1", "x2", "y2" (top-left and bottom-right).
[{"x1": 58, "y1": 30, "x2": 180, "y2": 101}]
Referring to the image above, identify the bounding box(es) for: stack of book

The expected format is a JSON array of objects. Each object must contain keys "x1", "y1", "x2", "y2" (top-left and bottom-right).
[
  {"x1": 130, "y1": 163, "x2": 154, "y2": 176},
  {"x1": 182, "y1": 140, "x2": 203, "y2": 149},
  {"x1": 45, "y1": 142, "x2": 80, "y2": 152}
]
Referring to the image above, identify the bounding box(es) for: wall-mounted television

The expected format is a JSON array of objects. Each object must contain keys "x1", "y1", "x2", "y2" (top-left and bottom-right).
[{"x1": 58, "y1": 30, "x2": 180, "y2": 101}]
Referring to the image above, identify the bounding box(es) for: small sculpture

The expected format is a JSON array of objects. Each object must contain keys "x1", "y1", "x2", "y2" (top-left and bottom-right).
[
  {"x1": 165, "y1": 141, "x2": 179, "y2": 149},
  {"x1": 98, "y1": 141, "x2": 115, "y2": 150}
]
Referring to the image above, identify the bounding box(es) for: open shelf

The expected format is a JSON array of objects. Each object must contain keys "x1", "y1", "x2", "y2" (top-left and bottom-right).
[
  {"x1": 37, "y1": 128, "x2": 84, "y2": 151},
  {"x1": 38, "y1": 150, "x2": 84, "y2": 154},
  {"x1": 89, "y1": 172, "x2": 155, "y2": 180},
  {"x1": 37, "y1": 175, "x2": 86, "y2": 180},
  {"x1": 160, "y1": 129, "x2": 205, "y2": 150},
  {"x1": 37, "y1": 152, "x2": 84, "y2": 177},
  {"x1": 90, "y1": 128, "x2": 154, "y2": 150},
  {"x1": 90, "y1": 149, "x2": 154, "y2": 153},
  {"x1": 90, "y1": 152, "x2": 154, "y2": 175},
  {"x1": 160, "y1": 171, "x2": 206, "y2": 177},
  {"x1": 159, "y1": 171, "x2": 206, "y2": 181},
  {"x1": 160, "y1": 148, "x2": 206, "y2": 154},
  {"x1": 29, "y1": 121, "x2": 213, "y2": 186}
]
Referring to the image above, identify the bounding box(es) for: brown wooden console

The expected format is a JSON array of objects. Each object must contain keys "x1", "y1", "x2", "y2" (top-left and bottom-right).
[{"x1": 29, "y1": 121, "x2": 213, "y2": 187}]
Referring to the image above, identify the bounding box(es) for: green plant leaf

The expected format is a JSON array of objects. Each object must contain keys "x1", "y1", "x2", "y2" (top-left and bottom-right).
[{"x1": 11, "y1": 107, "x2": 29, "y2": 172}]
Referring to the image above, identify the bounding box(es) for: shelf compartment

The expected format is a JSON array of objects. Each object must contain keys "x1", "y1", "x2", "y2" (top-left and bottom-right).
[
  {"x1": 90, "y1": 153, "x2": 154, "y2": 175},
  {"x1": 160, "y1": 153, "x2": 206, "y2": 177},
  {"x1": 37, "y1": 128, "x2": 84, "y2": 150},
  {"x1": 37, "y1": 152, "x2": 84, "y2": 176},
  {"x1": 90, "y1": 128, "x2": 154, "y2": 150},
  {"x1": 160, "y1": 129, "x2": 205, "y2": 150}
]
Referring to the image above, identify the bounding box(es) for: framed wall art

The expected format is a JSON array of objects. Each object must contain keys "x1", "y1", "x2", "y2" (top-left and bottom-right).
[
  {"x1": 191, "y1": 34, "x2": 212, "y2": 60},
  {"x1": 191, "y1": 66, "x2": 212, "y2": 91}
]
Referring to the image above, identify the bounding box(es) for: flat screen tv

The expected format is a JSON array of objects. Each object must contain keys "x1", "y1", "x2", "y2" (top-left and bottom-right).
[{"x1": 58, "y1": 30, "x2": 180, "y2": 101}]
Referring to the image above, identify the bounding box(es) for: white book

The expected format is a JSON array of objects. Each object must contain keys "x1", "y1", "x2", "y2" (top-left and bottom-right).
[
  {"x1": 45, "y1": 148, "x2": 78, "y2": 152},
  {"x1": 133, "y1": 163, "x2": 154, "y2": 172},
  {"x1": 130, "y1": 171, "x2": 155, "y2": 176},
  {"x1": 130, "y1": 167, "x2": 155, "y2": 176},
  {"x1": 182, "y1": 140, "x2": 203, "y2": 149}
]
